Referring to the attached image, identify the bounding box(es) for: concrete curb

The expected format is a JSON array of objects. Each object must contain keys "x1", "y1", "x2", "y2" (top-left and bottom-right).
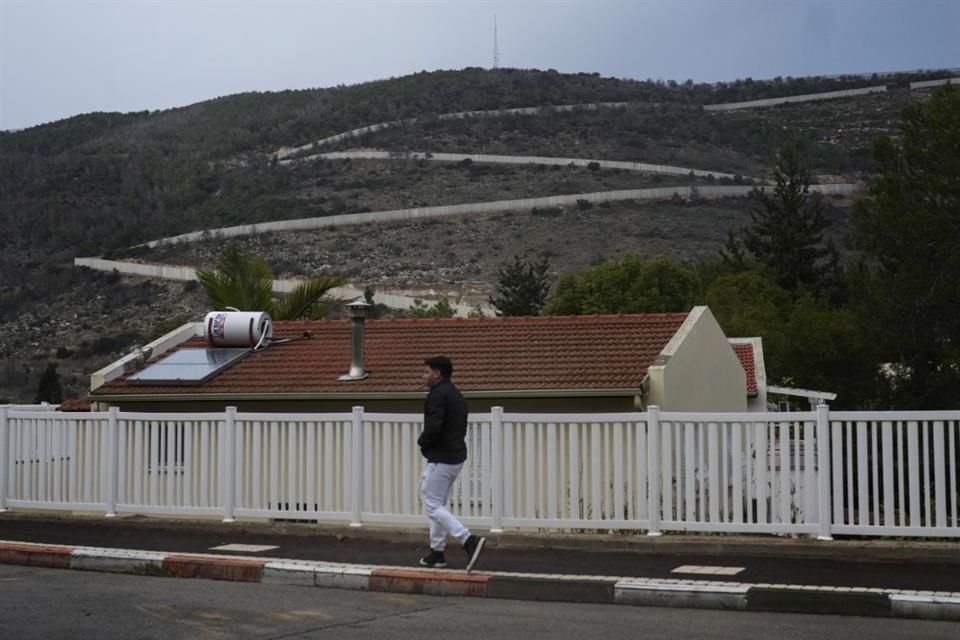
[
  {"x1": 615, "y1": 580, "x2": 748, "y2": 610},
  {"x1": 2, "y1": 540, "x2": 959, "y2": 621}
]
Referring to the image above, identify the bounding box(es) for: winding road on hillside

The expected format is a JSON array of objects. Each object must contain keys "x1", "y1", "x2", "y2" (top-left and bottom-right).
[{"x1": 77, "y1": 86, "x2": 900, "y2": 314}]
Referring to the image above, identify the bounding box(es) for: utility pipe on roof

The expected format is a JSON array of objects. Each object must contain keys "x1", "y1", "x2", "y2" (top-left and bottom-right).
[{"x1": 339, "y1": 301, "x2": 370, "y2": 381}]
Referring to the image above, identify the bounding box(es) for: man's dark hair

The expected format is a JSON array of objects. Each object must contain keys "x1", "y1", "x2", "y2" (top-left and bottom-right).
[{"x1": 424, "y1": 356, "x2": 453, "y2": 379}]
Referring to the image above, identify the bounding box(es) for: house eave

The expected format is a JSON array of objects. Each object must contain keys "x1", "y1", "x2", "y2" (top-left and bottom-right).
[
  {"x1": 767, "y1": 385, "x2": 837, "y2": 401},
  {"x1": 91, "y1": 387, "x2": 646, "y2": 404}
]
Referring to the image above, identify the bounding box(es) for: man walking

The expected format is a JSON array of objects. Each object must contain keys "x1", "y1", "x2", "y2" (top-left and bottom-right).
[{"x1": 417, "y1": 356, "x2": 485, "y2": 572}]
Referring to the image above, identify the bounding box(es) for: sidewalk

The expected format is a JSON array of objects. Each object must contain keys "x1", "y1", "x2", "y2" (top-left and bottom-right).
[{"x1": 2, "y1": 513, "x2": 959, "y2": 621}]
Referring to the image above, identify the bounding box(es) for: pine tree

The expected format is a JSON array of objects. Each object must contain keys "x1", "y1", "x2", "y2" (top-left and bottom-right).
[
  {"x1": 34, "y1": 363, "x2": 64, "y2": 404},
  {"x1": 853, "y1": 86, "x2": 960, "y2": 408},
  {"x1": 728, "y1": 145, "x2": 838, "y2": 295},
  {"x1": 489, "y1": 255, "x2": 552, "y2": 316}
]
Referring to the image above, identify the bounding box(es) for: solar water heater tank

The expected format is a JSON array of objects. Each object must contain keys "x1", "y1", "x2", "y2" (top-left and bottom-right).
[{"x1": 204, "y1": 310, "x2": 273, "y2": 349}]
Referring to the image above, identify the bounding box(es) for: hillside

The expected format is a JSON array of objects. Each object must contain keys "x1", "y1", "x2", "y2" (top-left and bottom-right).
[{"x1": 0, "y1": 67, "x2": 952, "y2": 403}]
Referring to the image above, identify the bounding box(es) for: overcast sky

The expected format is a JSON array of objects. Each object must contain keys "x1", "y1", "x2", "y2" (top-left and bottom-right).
[{"x1": 1, "y1": 0, "x2": 958, "y2": 131}]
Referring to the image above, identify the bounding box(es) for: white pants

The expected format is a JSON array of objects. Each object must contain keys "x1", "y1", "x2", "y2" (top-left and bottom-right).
[{"x1": 420, "y1": 462, "x2": 470, "y2": 551}]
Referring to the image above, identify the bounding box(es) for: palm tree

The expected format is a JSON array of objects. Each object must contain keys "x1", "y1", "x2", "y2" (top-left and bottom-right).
[{"x1": 196, "y1": 245, "x2": 346, "y2": 320}]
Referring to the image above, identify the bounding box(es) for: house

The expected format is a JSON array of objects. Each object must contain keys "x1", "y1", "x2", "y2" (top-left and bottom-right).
[
  {"x1": 729, "y1": 337, "x2": 766, "y2": 412},
  {"x1": 89, "y1": 305, "x2": 758, "y2": 413},
  {"x1": 731, "y1": 337, "x2": 838, "y2": 410}
]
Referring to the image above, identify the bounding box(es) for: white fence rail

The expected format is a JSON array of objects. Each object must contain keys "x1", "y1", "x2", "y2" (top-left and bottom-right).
[{"x1": 2, "y1": 405, "x2": 958, "y2": 539}]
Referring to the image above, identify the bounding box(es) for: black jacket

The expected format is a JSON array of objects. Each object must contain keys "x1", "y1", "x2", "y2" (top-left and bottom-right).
[{"x1": 418, "y1": 379, "x2": 468, "y2": 464}]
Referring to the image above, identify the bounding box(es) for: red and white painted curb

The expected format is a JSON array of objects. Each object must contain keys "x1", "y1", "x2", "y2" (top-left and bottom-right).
[{"x1": 2, "y1": 540, "x2": 959, "y2": 621}]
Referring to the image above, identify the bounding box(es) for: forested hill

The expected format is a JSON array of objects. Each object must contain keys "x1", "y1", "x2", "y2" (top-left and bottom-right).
[
  {"x1": 5, "y1": 67, "x2": 939, "y2": 156},
  {"x1": 1, "y1": 66, "x2": 951, "y2": 266}
]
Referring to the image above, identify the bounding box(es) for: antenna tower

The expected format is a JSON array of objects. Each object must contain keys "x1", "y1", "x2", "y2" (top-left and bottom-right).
[{"x1": 493, "y1": 15, "x2": 500, "y2": 69}]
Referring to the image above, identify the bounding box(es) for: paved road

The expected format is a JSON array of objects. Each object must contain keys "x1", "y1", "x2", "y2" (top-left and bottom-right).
[
  {"x1": 3, "y1": 516, "x2": 958, "y2": 592},
  {"x1": 2, "y1": 564, "x2": 957, "y2": 640}
]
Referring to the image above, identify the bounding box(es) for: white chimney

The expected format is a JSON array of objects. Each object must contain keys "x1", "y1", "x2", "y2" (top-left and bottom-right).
[{"x1": 339, "y1": 300, "x2": 371, "y2": 381}]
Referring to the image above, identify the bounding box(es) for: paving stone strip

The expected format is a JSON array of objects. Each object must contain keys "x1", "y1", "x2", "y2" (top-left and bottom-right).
[{"x1": 3, "y1": 540, "x2": 958, "y2": 622}]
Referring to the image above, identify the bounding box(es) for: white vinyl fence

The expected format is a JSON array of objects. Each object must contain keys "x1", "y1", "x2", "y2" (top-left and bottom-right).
[{"x1": 2, "y1": 406, "x2": 958, "y2": 539}]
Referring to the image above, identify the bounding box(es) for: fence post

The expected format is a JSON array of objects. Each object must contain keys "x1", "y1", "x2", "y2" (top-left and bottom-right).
[
  {"x1": 815, "y1": 403, "x2": 833, "y2": 540},
  {"x1": 0, "y1": 406, "x2": 8, "y2": 512},
  {"x1": 222, "y1": 406, "x2": 237, "y2": 523},
  {"x1": 350, "y1": 406, "x2": 364, "y2": 527},
  {"x1": 491, "y1": 406, "x2": 504, "y2": 533},
  {"x1": 647, "y1": 405, "x2": 662, "y2": 537},
  {"x1": 105, "y1": 407, "x2": 119, "y2": 517}
]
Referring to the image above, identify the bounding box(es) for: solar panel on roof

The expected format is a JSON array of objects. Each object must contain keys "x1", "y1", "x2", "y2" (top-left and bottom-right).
[{"x1": 127, "y1": 348, "x2": 250, "y2": 385}]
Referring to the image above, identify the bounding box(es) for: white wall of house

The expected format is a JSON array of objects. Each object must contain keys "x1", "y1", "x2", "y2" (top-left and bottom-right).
[{"x1": 647, "y1": 307, "x2": 747, "y2": 411}]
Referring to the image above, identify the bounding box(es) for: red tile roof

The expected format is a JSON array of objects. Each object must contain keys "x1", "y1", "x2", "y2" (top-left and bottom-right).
[
  {"x1": 94, "y1": 314, "x2": 690, "y2": 397},
  {"x1": 57, "y1": 396, "x2": 91, "y2": 412},
  {"x1": 731, "y1": 343, "x2": 758, "y2": 396}
]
